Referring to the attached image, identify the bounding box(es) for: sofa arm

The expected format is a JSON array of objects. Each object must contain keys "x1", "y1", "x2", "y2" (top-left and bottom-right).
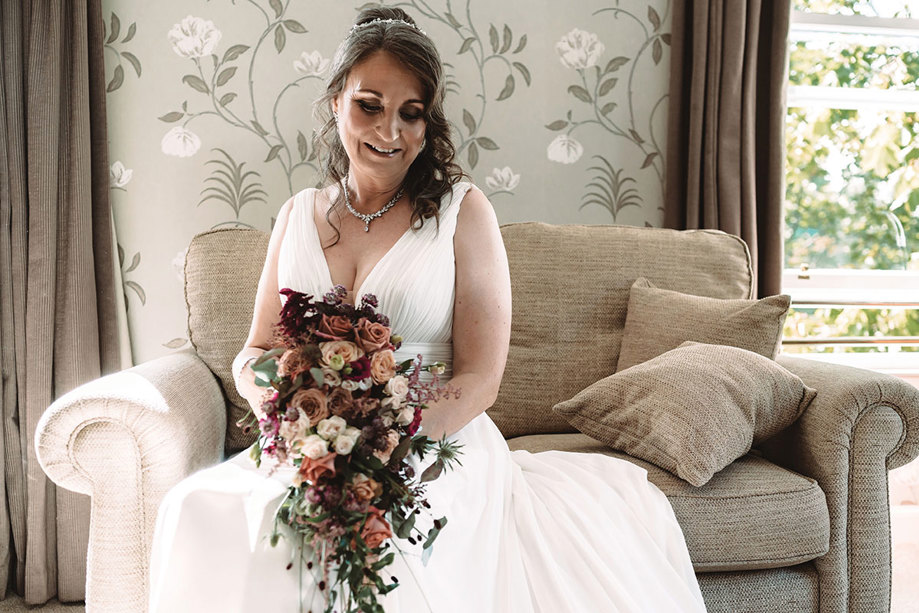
[
  {"x1": 759, "y1": 356, "x2": 919, "y2": 613},
  {"x1": 35, "y1": 350, "x2": 227, "y2": 613}
]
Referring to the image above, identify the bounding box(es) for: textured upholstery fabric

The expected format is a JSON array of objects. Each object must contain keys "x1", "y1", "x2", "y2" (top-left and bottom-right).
[
  {"x1": 35, "y1": 351, "x2": 226, "y2": 611},
  {"x1": 697, "y1": 564, "x2": 819, "y2": 613},
  {"x1": 553, "y1": 343, "x2": 816, "y2": 486},
  {"x1": 493, "y1": 223, "x2": 753, "y2": 439},
  {"x1": 615, "y1": 277, "x2": 789, "y2": 372},
  {"x1": 760, "y1": 356, "x2": 919, "y2": 613},
  {"x1": 508, "y1": 433, "x2": 829, "y2": 572},
  {"x1": 185, "y1": 228, "x2": 269, "y2": 453}
]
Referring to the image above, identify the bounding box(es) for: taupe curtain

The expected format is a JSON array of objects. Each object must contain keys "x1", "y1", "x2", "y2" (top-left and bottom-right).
[
  {"x1": 664, "y1": 0, "x2": 792, "y2": 297},
  {"x1": 0, "y1": 0, "x2": 121, "y2": 604}
]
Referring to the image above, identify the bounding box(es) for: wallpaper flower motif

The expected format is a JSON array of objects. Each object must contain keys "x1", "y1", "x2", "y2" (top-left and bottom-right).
[{"x1": 101, "y1": 0, "x2": 672, "y2": 365}]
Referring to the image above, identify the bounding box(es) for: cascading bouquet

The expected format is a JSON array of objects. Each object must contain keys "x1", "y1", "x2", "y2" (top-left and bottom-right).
[{"x1": 241, "y1": 285, "x2": 463, "y2": 613}]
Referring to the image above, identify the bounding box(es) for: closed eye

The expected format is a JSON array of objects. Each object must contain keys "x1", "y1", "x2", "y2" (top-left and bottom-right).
[{"x1": 356, "y1": 100, "x2": 423, "y2": 121}]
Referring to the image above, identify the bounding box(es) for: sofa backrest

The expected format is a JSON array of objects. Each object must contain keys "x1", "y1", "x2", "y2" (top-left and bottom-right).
[
  {"x1": 492, "y1": 222, "x2": 753, "y2": 438},
  {"x1": 184, "y1": 224, "x2": 753, "y2": 451}
]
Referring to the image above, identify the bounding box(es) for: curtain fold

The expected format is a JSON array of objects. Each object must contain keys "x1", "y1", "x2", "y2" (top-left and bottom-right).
[
  {"x1": 0, "y1": 0, "x2": 121, "y2": 604},
  {"x1": 664, "y1": 0, "x2": 791, "y2": 297}
]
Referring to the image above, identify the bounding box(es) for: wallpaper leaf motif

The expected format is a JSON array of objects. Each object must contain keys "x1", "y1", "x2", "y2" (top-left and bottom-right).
[
  {"x1": 103, "y1": 12, "x2": 141, "y2": 92},
  {"x1": 117, "y1": 243, "x2": 146, "y2": 308},
  {"x1": 160, "y1": 5, "x2": 320, "y2": 199},
  {"x1": 386, "y1": 0, "x2": 532, "y2": 172},
  {"x1": 546, "y1": 1, "x2": 671, "y2": 219},
  {"x1": 198, "y1": 148, "x2": 268, "y2": 219}
]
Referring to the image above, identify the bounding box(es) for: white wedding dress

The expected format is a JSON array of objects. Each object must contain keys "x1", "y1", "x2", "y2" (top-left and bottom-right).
[{"x1": 148, "y1": 182, "x2": 707, "y2": 613}]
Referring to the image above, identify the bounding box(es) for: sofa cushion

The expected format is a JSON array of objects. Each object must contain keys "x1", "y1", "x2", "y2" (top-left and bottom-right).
[
  {"x1": 615, "y1": 277, "x2": 790, "y2": 372},
  {"x1": 553, "y1": 342, "x2": 816, "y2": 486},
  {"x1": 506, "y1": 432, "x2": 830, "y2": 572},
  {"x1": 492, "y1": 223, "x2": 753, "y2": 439},
  {"x1": 185, "y1": 228, "x2": 268, "y2": 453}
]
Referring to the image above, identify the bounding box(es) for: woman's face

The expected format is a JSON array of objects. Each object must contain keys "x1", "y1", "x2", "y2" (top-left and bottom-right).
[{"x1": 332, "y1": 51, "x2": 427, "y2": 187}]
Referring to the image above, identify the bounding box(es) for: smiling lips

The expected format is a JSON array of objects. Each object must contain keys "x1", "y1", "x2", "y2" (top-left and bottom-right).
[{"x1": 365, "y1": 142, "x2": 401, "y2": 156}]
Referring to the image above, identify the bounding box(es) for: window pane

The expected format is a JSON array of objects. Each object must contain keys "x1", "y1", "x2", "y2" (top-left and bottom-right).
[
  {"x1": 785, "y1": 106, "x2": 919, "y2": 270},
  {"x1": 794, "y1": 0, "x2": 918, "y2": 18},
  {"x1": 783, "y1": 307, "x2": 919, "y2": 353},
  {"x1": 790, "y1": 38, "x2": 919, "y2": 90}
]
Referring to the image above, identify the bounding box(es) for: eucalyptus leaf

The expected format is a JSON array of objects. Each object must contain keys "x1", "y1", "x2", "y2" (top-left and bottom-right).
[
  {"x1": 395, "y1": 511, "x2": 415, "y2": 538},
  {"x1": 309, "y1": 367, "x2": 324, "y2": 387},
  {"x1": 420, "y1": 459, "x2": 444, "y2": 483}
]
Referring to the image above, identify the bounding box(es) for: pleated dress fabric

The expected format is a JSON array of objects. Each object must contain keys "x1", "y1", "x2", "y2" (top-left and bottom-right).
[{"x1": 147, "y1": 182, "x2": 707, "y2": 613}]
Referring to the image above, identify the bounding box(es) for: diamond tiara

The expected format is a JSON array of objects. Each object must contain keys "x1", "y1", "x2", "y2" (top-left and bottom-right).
[{"x1": 348, "y1": 17, "x2": 427, "y2": 37}]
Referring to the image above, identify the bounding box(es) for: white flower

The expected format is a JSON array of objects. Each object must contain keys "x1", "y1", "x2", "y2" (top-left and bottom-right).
[
  {"x1": 293, "y1": 50, "x2": 330, "y2": 76},
  {"x1": 395, "y1": 405, "x2": 414, "y2": 425},
  {"x1": 109, "y1": 161, "x2": 133, "y2": 188},
  {"x1": 321, "y1": 367, "x2": 342, "y2": 387},
  {"x1": 341, "y1": 379, "x2": 360, "y2": 391},
  {"x1": 298, "y1": 434, "x2": 329, "y2": 460},
  {"x1": 168, "y1": 15, "x2": 222, "y2": 59},
  {"x1": 316, "y1": 415, "x2": 347, "y2": 440},
  {"x1": 384, "y1": 375, "x2": 409, "y2": 400},
  {"x1": 171, "y1": 249, "x2": 188, "y2": 282},
  {"x1": 556, "y1": 28, "x2": 605, "y2": 69},
  {"x1": 357, "y1": 378, "x2": 373, "y2": 391},
  {"x1": 161, "y1": 126, "x2": 201, "y2": 157},
  {"x1": 279, "y1": 409, "x2": 308, "y2": 442},
  {"x1": 547, "y1": 134, "x2": 584, "y2": 164},
  {"x1": 485, "y1": 167, "x2": 520, "y2": 192},
  {"x1": 333, "y1": 433, "x2": 356, "y2": 455}
]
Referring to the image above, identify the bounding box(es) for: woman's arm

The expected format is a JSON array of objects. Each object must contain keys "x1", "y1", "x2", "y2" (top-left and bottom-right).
[
  {"x1": 420, "y1": 186, "x2": 512, "y2": 439},
  {"x1": 232, "y1": 196, "x2": 295, "y2": 419}
]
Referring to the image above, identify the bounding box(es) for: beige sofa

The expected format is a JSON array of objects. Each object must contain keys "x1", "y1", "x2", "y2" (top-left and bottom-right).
[{"x1": 35, "y1": 223, "x2": 919, "y2": 612}]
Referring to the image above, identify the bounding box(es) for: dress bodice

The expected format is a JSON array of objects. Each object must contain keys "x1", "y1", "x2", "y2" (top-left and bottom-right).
[{"x1": 277, "y1": 182, "x2": 472, "y2": 373}]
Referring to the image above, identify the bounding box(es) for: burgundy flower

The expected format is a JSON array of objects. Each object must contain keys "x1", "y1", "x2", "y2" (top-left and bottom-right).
[
  {"x1": 407, "y1": 407, "x2": 423, "y2": 436},
  {"x1": 278, "y1": 288, "x2": 318, "y2": 341},
  {"x1": 344, "y1": 356, "x2": 372, "y2": 381}
]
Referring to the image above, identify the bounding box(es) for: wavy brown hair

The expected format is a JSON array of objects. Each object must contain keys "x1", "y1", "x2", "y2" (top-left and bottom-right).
[{"x1": 314, "y1": 7, "x2": 465, "y2": 240}]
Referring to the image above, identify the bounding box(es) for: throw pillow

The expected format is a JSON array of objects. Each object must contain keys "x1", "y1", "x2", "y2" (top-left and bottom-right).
[
  {"x1": 553, "y1": 342, "x2": 816, "y2": 487},
  {"x1": 615, "y1": 277, "x2": 790, "y2": 372}
]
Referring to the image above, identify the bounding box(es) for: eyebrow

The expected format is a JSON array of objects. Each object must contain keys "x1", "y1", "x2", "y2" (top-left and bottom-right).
[{"x1": 355, "y1": 88, "x2": 424, "y2": 105}]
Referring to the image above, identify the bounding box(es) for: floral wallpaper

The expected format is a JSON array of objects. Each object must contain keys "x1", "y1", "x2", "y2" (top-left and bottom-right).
[{"x1": 101, "y1": 0, "x2": 672, "y2": 364}]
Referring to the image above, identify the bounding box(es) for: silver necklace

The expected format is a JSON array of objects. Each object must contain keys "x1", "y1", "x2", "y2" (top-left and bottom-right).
[{"x1": 342, "y1": 174, "x2": 404, "y2": 232}]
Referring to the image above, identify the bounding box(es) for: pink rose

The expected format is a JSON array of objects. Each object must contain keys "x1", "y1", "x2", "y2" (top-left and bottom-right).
[
  {"x1": 320, "y1": 340, "x2": 363, "y2": 365},
  {"x1": 277, "y1": 346, "x2": 312, "y2": 378},
  {"x1": 353, "y1": 318, "x2": 391, "y2": 353},
  {"x1": 296, "y1": 452, "x2": 338, "y2": 486}
]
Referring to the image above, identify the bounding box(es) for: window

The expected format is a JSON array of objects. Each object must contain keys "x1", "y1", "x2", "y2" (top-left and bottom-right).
[{"x1": 783, "y1": 0, "x2": 919, "y2": 370}]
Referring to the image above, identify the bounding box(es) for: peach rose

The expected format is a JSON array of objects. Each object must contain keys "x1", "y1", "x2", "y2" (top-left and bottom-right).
[
  {"x1": 316, "y1": 314, "x2": 352, "y2": 341},
  {"x1": 296, "y1": 452, "x2": 337, "y2": 486},
  {"x1": 360, "y1": 506, "x2": 392, "y2": 549},
  {"x1": 289, "y1": 388, "x2": 329, "y2": 426},
  {"x1": 278, "y1": 346, "x2": 312, "y2": 378},
  {"x1": 351, "y1": 474, "x2": 382, "y2": 502},
  {"x1": 320, "y1": 340, "x2": 363, "y2": 366},
  {"x1": 354, "y1": 318, "x2": 391, "y2": 353},
  {"x1": 369, "y1": 349, "x2": 397, "y2": 384}
]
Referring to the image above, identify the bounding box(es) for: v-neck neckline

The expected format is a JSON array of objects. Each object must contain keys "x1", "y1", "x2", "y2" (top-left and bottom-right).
[{"x1": 307, "y1": 188, "x2": 414, "y2": 301}]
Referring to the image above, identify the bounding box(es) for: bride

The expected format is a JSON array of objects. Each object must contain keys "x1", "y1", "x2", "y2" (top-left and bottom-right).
[{"x1": 148, "y1": 7, "x2": 707, "y2": 612}]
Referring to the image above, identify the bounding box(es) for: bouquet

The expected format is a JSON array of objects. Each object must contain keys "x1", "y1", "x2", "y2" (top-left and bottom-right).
[{"x1": 241, "y1": 285, "x2": 463, "y2": 613}]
